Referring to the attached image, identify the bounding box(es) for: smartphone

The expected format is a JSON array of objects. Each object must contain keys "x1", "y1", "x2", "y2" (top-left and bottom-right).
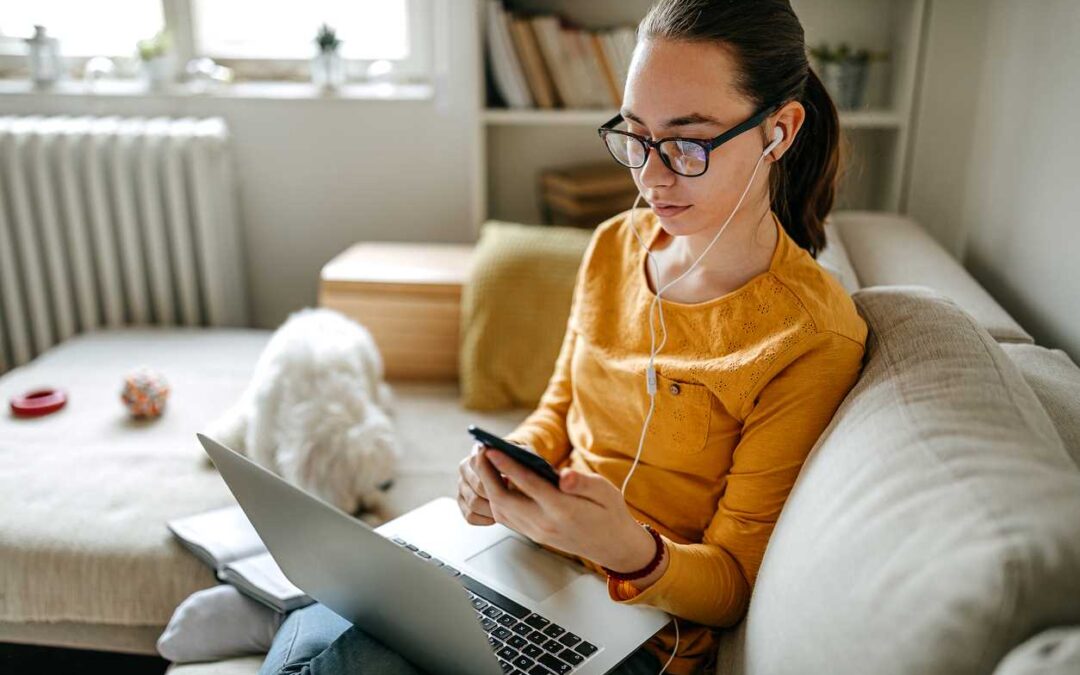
[{"x1": 467, "y1": 425, "x2": 561, "y2": 487}]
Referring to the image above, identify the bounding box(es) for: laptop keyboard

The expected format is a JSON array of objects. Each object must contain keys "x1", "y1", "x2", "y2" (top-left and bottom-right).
[{"x1": 390, "y1": 536, "x2": 600, "y2": 674}]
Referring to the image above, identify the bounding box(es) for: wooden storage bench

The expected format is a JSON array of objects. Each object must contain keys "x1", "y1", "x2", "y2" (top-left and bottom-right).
[{"x1": 318, "y1": 242, "x2": 475, "y2": 380}]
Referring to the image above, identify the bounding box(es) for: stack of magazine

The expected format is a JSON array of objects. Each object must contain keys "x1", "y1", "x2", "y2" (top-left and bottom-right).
[
  {"x1": 485, "y1": 0, "x2": 637, "y2": 109},
  {"x1": 167, "y1": 505, "x2": 313, "y2": 613}
]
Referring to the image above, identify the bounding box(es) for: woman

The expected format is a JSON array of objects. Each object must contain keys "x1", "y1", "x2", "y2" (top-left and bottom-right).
[{"x1": 259, "y1": 1, "x2": 866, "y2": 674}]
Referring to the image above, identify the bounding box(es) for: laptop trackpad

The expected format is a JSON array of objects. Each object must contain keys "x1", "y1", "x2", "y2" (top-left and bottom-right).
[{"x1": 465, "y1": 536, "x2": 582, "y2": 603}]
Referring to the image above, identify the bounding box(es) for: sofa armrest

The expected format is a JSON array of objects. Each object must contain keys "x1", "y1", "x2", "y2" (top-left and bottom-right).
[{"x1": 831, "y1": 210, "x2": 1033, "y2": 344}]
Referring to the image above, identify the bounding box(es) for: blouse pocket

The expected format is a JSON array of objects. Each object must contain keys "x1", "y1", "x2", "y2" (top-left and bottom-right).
[
  {"x1": 570, "y1": 343, "x2": 713, "y2": 458},
  {"x1": 643, "y1": 371, "x2": 712, "y2": 455}
]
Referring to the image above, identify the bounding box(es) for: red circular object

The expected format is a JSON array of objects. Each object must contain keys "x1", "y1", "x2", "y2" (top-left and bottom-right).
[{"x1": 10, "y1": 388, "x2": 67, "y2": 417}]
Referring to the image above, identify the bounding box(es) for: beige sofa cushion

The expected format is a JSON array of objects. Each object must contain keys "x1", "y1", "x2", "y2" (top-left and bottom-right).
[
  {"x1": 999, "y1": 342, "x2": 1080, "y2": 468},
  {"x1": 832, "y1": 210, "x2": 1033, "y2": 344},
  {"x1": 0, "y1": 329, "x2": 527, "y2": 655},
  {"x1": 716, "y1": 285, "x2": 1080, "y2": 675}
]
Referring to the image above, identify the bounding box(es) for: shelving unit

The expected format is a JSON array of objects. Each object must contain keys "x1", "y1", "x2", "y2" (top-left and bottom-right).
[{"x1": 472, "y1": 0, "x2": 928, "y2": 228}]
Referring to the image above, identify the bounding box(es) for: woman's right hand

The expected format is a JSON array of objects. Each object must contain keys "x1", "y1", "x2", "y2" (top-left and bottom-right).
[{"x1": 458, "y1": 442, "x2": 496, "y2": 526}]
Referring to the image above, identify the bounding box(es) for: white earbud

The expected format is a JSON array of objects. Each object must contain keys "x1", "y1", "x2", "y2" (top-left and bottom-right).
[{"x1": 763, "y1": 126, "x2": 784, "y2": 157}]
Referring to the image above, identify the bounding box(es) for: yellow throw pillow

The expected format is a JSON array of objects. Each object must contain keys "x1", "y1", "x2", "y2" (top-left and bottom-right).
[{"x1": 460, "y1": 221, "x2": 592, "y2": 410}]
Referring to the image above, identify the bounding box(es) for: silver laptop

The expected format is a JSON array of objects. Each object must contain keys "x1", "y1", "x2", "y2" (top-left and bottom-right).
[{"x1": 197, "y1": 433, "x2": 669, "y2": 675}]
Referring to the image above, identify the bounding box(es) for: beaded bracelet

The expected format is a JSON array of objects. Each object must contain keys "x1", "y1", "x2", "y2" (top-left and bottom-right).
[{"x1": 602, "y1": 522, "x2": 664, "y2": 581}]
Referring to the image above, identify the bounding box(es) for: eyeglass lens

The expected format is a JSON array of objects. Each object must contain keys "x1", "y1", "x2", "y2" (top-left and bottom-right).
[{"x1": 603, "y1": 132, "x2": 708, "y2": 176}]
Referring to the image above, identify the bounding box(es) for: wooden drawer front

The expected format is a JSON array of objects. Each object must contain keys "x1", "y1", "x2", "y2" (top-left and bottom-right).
[{"x1": 319, "y1": 289, "x2": 460, "y2": 380}]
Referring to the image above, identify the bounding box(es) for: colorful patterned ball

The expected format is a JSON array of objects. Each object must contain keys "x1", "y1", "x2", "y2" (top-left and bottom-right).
[{"x1": 121, "y1": 368, "x2": 170, "y2": 419}]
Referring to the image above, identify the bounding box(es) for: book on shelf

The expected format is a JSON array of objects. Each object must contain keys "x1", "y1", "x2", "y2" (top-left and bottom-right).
[
  {"x1": 530, "y1": 14, "x2": 578, "y2": 107},
  {"x1": 563, "y1": 27, "x2": 604, "y2": 108},
  {"x1": 167, "y1": 504, "x2": 313, "y2": 613},
  {"x1": 485, "y1": 0, "x2": 533, "y2": 108},
  {"x1": 485, "y1": 0, "x2": 637, "y2": 111},
  {"x1": 589, "y1": 32, "x2": 623, "y2": 109},
  {"x1": 508, "y1": 16, "x2": 557, "y2": 108}
]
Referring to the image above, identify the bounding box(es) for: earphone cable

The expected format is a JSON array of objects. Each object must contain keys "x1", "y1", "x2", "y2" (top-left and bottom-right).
[{"x1": 622, "y1": 136, "x2": 777, "y2": 674}]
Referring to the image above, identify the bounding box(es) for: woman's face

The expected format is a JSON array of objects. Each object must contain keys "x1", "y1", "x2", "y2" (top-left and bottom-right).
[{"x1": 622, "y1": 38, "x2": 775, "y2": 238}]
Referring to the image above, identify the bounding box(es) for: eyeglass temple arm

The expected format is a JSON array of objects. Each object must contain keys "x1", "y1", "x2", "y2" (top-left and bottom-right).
[
  {"x1": 599, "y1": 113, "x2": 624, "y2": 133},
  {"x1": 598, "y1": 103, "x2": 778, "y2": 144},
  {"x1": 705, "y1": 104, "x2": 779, "y2": 149}
]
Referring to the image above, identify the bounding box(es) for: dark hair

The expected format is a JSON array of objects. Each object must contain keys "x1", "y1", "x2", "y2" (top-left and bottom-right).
[{"x1": 639, "y1": 0, "x2": 844, "y2": 258}]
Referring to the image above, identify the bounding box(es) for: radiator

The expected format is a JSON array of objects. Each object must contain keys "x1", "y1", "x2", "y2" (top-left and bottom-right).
[{"x1": 0, "y1": 115, "x2": 249, "y2": 374}]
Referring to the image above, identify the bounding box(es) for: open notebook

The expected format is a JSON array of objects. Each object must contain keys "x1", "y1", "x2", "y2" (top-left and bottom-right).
[{"x1": 167, "y1": 504, "x2": 313, "y2": 613}]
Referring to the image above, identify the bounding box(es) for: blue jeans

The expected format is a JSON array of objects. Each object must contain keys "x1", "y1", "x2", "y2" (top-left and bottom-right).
[{"x1": 259, "y1": 602, "x2": 664, "y2": 675}]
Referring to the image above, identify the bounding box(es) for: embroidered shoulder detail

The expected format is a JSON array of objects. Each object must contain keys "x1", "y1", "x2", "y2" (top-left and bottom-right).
[{"x1": 733, "y1": 275, "x2": 818, "y2": 408}]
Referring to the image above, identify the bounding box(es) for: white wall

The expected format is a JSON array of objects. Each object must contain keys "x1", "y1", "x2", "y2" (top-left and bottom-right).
[
  {"x1": 908, "y1": 0, "x2": 1080, "y2": 360},
  {"x1": 0, "y1": 2, "x2": 482, "y2": 329}
]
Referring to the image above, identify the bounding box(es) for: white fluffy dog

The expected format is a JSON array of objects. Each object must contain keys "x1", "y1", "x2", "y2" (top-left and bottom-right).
[{"x1": 203, "y1": 307, "x2": 400, "y2": 516}]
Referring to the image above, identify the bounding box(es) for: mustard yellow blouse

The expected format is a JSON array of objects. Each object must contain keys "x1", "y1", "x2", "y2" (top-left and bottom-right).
[{"x1": 504, "y1": 208, "x2": 868, "y2": 673}]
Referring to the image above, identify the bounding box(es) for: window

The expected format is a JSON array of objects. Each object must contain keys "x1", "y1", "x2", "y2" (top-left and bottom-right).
[
  {"x1": 194, "y1": 1, "x2": 408, "y2": 61},
  {"x1": 190, "y1": 0, "x2": 427, "y2": 82},
  {"x1": 0, "y1": 0, "x2": 164, "y2": 57},
  {"x1": 0, "y1": 0, "x2": 430, "y2": 84}
]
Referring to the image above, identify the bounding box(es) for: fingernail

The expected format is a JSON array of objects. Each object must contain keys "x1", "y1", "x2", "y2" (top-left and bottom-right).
[{"x1": 488, "y1": 451, "x2": 503, "y2": 465}]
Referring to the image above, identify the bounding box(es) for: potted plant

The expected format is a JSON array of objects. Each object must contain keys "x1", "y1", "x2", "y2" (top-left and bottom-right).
[
  {"x1": 311, "y1": 23, "x2": 345, "y2": 91},
  {"x1": 810, "y1": 42, "x2": 879, "y2": 110},
  {"x1": 137, "y1": 29, "x2": 173, "y2": 91}
]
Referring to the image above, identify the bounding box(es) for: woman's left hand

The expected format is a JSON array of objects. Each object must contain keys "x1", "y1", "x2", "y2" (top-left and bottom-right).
[{"x1": 474, "y1": 448, "x2": 656, "y2": 574}]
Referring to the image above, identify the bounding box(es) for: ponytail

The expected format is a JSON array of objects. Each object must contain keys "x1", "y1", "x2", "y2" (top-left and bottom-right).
[{"x1": 769, "y1": 66, "x2": 842, "y2": 258}]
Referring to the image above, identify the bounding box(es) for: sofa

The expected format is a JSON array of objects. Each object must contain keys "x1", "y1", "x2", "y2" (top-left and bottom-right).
[{"x1": 1, "y1": 211, "x2": 1078, "y2": 674}]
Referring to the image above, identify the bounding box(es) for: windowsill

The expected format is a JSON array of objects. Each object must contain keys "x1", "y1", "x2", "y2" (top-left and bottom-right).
[{"x1": 0, "y1": 78, "x2": 433, "y2": 102}]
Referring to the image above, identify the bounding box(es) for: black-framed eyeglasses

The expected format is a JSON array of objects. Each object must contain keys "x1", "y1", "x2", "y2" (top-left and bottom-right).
[{"x1": 597, "y1": 103, "x2": 780, "y2": 177}]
